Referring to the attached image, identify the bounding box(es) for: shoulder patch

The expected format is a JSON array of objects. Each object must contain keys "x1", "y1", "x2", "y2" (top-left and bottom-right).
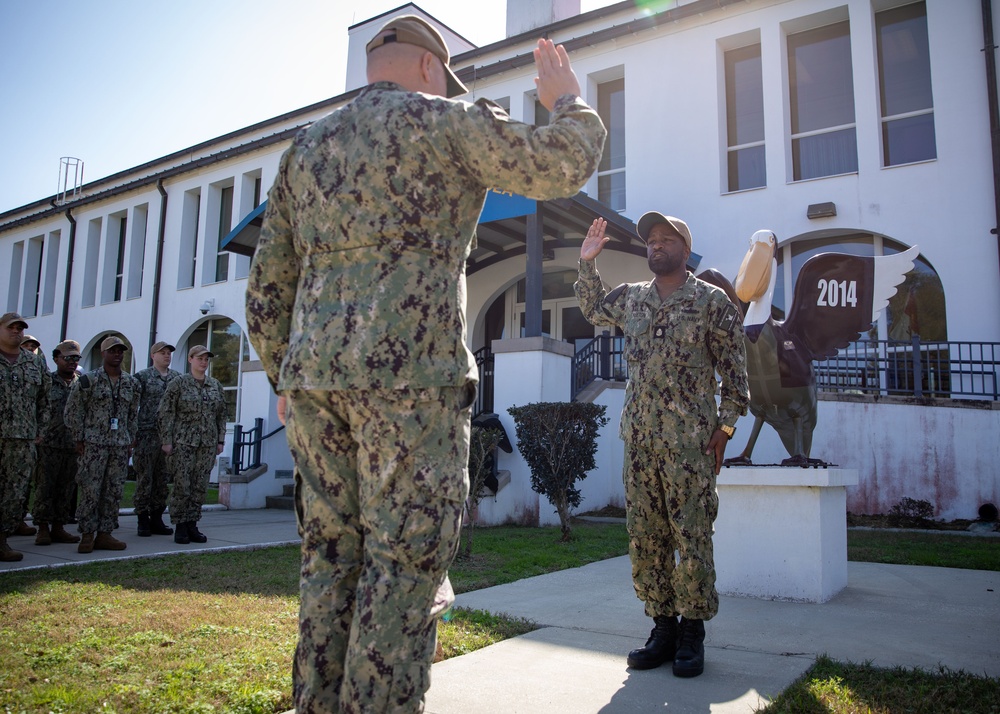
[
  {"x1": 78, "y1": 374, "x2": 91, "y2": 390},
  {"x1": 603, "y1": 284, "x2": 628, "y2": 307},
  {"x1": 716, "y1": 303, "x2": 740, "y2": 334}
]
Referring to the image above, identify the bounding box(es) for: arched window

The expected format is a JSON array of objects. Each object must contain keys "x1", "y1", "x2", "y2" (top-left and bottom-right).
[
  {"x1": 771, "y1": 233, "x2": 945, "y2": 341},
  {"x1": 87, "y1": 333, "x2": 133, "y2": 373},
  {"x1": 186, "y1": 317, "x2": 250, "y2": 422}
]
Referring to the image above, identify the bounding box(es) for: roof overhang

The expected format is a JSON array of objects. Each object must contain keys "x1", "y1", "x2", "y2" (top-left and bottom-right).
[{"x1": 221, "y1": 191, "x2": 702, "y2": 272}]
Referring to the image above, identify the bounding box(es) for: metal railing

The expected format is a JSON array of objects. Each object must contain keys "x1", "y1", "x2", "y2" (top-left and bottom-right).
[
  {"x1": 814, "y1": 336, "x2": 1000, "y2": 400},
  {"x1": 231, "y1": 417, "x2": 286, "y2": 475},
  {"x1": 472, "y1": 346, "x2": 495, "y2": 420},
  {"x1": 571, "y1": 333, "x2": 1000, "y2": 401},
  {"x1": 571, "y1": 331, "x2": 628, "y2": 400}
]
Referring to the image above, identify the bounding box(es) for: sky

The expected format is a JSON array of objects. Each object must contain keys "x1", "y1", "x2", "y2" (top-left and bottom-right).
[{"x1": 0, "y1": 0, "x2": 613, "y2": 214}]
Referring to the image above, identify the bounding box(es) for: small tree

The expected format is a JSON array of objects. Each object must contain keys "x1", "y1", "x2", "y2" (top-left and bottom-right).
[
  {"x1": 507, "y1": 401, "x2": 608, "y2": 541},
  {"x1": 462, "y1": 426, "x2": 505, "y2": 558}
]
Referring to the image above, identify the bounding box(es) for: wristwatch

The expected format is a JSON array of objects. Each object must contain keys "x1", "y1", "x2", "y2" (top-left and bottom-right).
[{"x1": 718, "y1": 424, "x2": 736, "y2": 440}]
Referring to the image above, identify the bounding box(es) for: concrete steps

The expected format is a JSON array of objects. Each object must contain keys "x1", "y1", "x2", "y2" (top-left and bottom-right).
[{"x1": 265, "y1": 482, "x2": 295, "y2": 511}]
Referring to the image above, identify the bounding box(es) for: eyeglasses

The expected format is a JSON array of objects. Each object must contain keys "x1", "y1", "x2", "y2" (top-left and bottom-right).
[{"x1": 61, "y1": 355, "x2": 81, "y2": 362}]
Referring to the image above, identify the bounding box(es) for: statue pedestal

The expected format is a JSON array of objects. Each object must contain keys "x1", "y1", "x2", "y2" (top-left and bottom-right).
[{"x1": 714, "y1": 467, "x2": 858, "y2": 603}]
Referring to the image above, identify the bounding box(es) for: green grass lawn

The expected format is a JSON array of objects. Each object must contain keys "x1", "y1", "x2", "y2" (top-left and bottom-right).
[
  {"x1": 119, "y1": 479, "x2": 219, "y2": 509},
  {"x1": 1, "y1": 520, "x2": 997, "y2": 713}
]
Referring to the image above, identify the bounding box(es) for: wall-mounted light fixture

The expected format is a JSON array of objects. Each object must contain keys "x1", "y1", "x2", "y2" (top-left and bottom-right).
[{"x1": 807, "y1": 202, "x2": 837, "y2": 219}]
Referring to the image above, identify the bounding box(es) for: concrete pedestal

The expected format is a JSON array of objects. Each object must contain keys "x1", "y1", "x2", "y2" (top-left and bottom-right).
[{"x1": 714, "y1": 467, "x2": 858, "y2": 603}]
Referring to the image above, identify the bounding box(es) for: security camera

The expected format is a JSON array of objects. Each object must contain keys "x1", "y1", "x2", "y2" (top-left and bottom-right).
[{"x1": 199, "y1": 298, "x2": 214, "y2": 315}]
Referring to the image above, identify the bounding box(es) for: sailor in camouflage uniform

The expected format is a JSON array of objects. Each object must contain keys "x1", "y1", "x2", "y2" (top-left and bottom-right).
[
  {"x1": 246, "y1": 15, "x2": 606, "y2": 713},
  {"x1": 133, "y1": 341, "x2": 180, "y2": 537},
  {"x1": 0, "y1": 313, "x2": 51, "y2": 562},
  {"x1": 157, "y1": 345, "x2": 227, "y2": 545},
  {"x1": 64, "y1": 335, "x2": 139, "y2": 553},
  {"x1": 33, "y1": 340, "x2": 84, "y2": 547},
  {"x1": 575, "y1": 214, "x2": 749, "y2": 678}
]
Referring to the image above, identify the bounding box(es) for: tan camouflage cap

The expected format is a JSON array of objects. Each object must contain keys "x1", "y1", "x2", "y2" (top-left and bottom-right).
[
  {"x1": 101, "y1": 335, "x2": 129, "y2": 352},
  {"x1": 636, "y1": 212, "x2": 693, "y2": 251},
  {"x1": 188, "y1": 345, "x2": 215, "y2": 359},
  {"x1": 20, "y1": 334, "x2": 40, "y2": 349},
  {"x1": 55, "y1": 340, "x2": 82, "y2": 358},
  {"x1": 0, "y1": 312, "x2": 28, "y2": 330},
  {"x1": 150, "y1": 341, "x2": 176, "y2": 355},
  {"x1": 366, "y1": 15, "x2": 468, "y2": 98}
]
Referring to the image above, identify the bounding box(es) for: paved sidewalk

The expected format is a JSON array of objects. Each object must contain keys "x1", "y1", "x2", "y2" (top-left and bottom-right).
[
  {"x1": 424, "y1": 556, "x2": 1000, "y2": 713},
  {"x1": 0, "y1": 507, "x2": 300, "y2": 572}
]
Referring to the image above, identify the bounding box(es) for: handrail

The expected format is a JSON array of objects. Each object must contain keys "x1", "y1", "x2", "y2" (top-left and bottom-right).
[
  {"x1": 472, "y1": 346, "x2": 495, "y2": 420},
  {"x1": 231, "y1": 417, "x2": 286, "y2": 475},
  {"x1": 571, "y1": 333, "x2": 1000, "y2": 402}
]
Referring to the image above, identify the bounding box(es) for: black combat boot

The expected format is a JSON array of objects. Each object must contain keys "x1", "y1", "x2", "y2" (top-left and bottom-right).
[
  {"x1": 173, "y1": 522, "x2": 190, "y2": 545},
  {"x1": 672, "y1": 617, "x2": 706, "y2": 678},
  {"x1": 186, "y1": 521, "x2": 207, "y2": 544},
  {"x1": 137, "y1": 513, "x2": 152, "y2": 537},
  {"x1": 627, "y1": 615, "x2": 678, "y2": 669},
  {"x1": 149, "y1": 509, "x2": 173, "y2": 536}
]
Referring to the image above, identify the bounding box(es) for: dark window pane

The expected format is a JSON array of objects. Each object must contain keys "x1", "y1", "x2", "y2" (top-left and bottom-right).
[
  {"x1": 728, "y1": 145, "x2": 766, "y2": 191},
  {"x1": 877, "y1": 2, "x2": 932, "y2": 117},
  {"x1": 792, "y1": 127, "x2": 858, "y2": 180},
  {"x1": 725, "y1": 45, "x2": 764, "y2": 146},
  {"x1": 883, "y1": 113, "x2": 936, "y2": 165},
  {"x1": 598, "y1": 171, "x2": 626, "y2": 212},
  {"x1": 598, "y1": 78, "x2": 625, "y2": 172},
  {"x1": 562, "y1": 305, "x2": 594, "y2": 346},
  {"x1": 789, "y1": 21, "x2": 855, "y2": 134}
]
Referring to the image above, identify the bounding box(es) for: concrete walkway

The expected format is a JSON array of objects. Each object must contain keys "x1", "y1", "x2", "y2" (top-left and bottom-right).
[{"x1": 3, "y1": 509, "x2": 998, "y2": 713}]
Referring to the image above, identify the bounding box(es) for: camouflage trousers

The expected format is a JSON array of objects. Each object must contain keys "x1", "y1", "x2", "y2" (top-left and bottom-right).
[
  {"x1": 0, "y1": 438, "x2": 35, "y2": 534},
  {"x1": 75, "y1": 444, "x2": 129, "y2": 534},
  {"x1": 167, "y1": 444, "x2": 215, "y2": 524},
  {"x1": 33, "y1": 447, "x2": 77, "y2": 524},
  {"x1": 285, "y1": 384, "x2": 473, "y2": 714},
  {"x1": 133, "y1": 429, "x2": 170, "y2": 515},
  {"x1": 623, "y1": 442, "x2": 719, "y2": 621}
]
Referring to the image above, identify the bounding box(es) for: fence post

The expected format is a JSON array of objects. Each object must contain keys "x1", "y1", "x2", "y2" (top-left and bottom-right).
[
  {"x1": 232, "y1": 423, "x2": 244, "y2": 475},
  {"x1": 600, "y1": 330, "x2": 611, "y2": 380},
  {"x1": 911, "y1": 334, "x2": 923, "y2": 397}
]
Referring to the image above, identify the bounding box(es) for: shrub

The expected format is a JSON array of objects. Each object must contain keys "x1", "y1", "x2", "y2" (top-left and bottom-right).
[
  {"x1": 507, "y1": 401, "x2": 608, "y2": 541},
  {"x1": 888, "y1": 497, "x2": 935, "y2": 528}
]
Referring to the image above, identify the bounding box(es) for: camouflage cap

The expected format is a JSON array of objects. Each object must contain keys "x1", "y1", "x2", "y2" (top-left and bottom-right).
[
  {"x1": 21, "y1": 334, "x2": 40, "y2": 349},
  {"x1": 188, "y1": 345, "x2": 215, "y2": 359},
  {"x1": 101, "y1": 335, "x2": 129, "y2": 352},
  {"x1": 366, "y1": 14, "x2": 468, "y2": 98},
  {"x1": 0, "y1": 312, "x2": 28, "y2": 330},
  {"x1": 55, "y1": 339, "x2": 82, "y2": 358},
  {"x1": 636, "y1": 212, "x2": 693, "y2": 251},
  {"x1": 150, "y1": 341, "x2": 176, "y2": 355}
]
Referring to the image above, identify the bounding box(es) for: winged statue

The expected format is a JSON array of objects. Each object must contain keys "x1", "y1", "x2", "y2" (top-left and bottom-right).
[{"x1": 713, "y1": 230, "x2": 919, "y2": 467}]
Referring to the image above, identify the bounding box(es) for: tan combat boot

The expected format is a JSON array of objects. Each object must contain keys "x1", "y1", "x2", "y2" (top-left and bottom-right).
[
  {"x1": 78, "y1": 533, "x2": 95, "y2": 554},
  {"x1": 14, "y1": 521, "x2": 36, "y2": 536},
  {"x1": 50, "y1": 524, "x2": 81, "y2": 544},
  {"x1": 1, "y1": 533, "x2": 24, "y2": 562},
  {"x1": 34, "y1": 523, "x2": 52, "y2": 546},
  {"x1": 94, "y1": 532, "x2": 127, "y2": 551}
]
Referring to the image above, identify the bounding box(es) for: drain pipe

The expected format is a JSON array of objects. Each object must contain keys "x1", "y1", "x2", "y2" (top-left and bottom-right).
[
  {"x1": 59, "y1": 206, "x2": 77, "y2": 341},
  {"x1": 148, "y1": 179, "x2": 169, "y2": 367},
  {"x1": 983, "y1": 0, "x2": 1000, "y2": 274}
]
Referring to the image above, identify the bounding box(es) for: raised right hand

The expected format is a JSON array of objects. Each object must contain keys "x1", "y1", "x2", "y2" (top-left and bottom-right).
[{"x1": 580, "y1": 218, "x2": 609, "y2": 261}]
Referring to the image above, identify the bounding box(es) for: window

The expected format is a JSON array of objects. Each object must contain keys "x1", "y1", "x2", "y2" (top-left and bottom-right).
[
  {"x1": 513, "y1": 269, "x2": 591, "y2": 347},
  {"x1": 186, "y1": 317, "x2": 250, "y2": 423},
  {"x1": 82, "y1": 218, "x2": 102, "y2": 307},
  {"x1": 788, "y1": 21, "x2": 858, "y2": 180},
  {"x1": 41, "y1": 230, "x2": 60, "y2": 315},
  {"x1": 7, "y1": 241, "x2": 23, "y2": 311},
  {"x1": 533, "y1": 98, "x2": 549, "y2": 126},
  {"x1": 725, "y1": 44, "x2": 765, "y2": 191},
  {"x1": 22, "y1": 236, "x2": 44, "y2": 317},
  {"x1": 126, "y1": 204, "x2": 148, "y2": 299},
  {"x1": 213, "y1": 185, "x2": 234, "y2": 283},
  {"x1": 876, "y1": 2, "x2": 935, "y2": 166},
  {"x1": 178, "y1": 189, "x2": 200, "y2": 289},
  {"x1": 492, "y1": 96, "x2": 511, "y2": 114},
  {"x1": 113, "y1": 215, "x2": 127, "y2": 302},
  {"x1": 235, "y1": 173, "x2": 262, "y2": 280},
  {"x1": 100, "y1": 212, "x2": 127, "y2": 304},
  {"x1": 597, "y1": 77, "x2": 625, "y2": 211}
]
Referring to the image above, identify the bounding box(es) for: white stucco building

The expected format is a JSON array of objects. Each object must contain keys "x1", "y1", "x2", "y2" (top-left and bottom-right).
[{"x1": 2, "y1": 0, "x2": 998, "y2": 521}]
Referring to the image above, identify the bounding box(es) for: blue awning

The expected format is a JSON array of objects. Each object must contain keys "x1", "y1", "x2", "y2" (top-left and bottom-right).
[{"x1": 220, "y1": 201, "x2": 267, "y2": 257}]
